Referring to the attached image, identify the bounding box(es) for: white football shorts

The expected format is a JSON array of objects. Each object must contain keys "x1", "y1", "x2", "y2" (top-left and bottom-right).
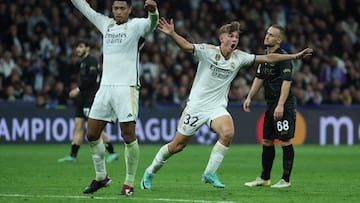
[
  {"x1": 89, "y1": 85, "x2": 139, "y2": 123},
  {"x1": 177, "y1": 105, "x2": 230, "y2": 136}
]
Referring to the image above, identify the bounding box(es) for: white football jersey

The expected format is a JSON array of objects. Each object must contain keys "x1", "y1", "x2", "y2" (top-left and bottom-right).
[
  {"x1": 71, "y1": 0, "x2": 159, "y2": 86},
  {"x1": 188, "y1": 44, "x2": 255, "y2": 109}
]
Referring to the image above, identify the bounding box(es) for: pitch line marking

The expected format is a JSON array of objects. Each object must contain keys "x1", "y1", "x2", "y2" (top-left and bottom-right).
[{"x1": 0, "y1": 193, "x2": 240, "y2": 203}]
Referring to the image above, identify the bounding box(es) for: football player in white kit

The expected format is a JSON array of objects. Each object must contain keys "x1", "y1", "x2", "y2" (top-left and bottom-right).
[
  {"x1": 140, "y1": 18, "x2": 312, "y2": 189},
  {"x1": 70, "y1": 0, "x2": 159, "y2": 195}
]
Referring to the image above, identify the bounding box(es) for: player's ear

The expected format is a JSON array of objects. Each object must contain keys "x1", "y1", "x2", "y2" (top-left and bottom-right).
[{"x1": 218, "y1": 34, "x2": 224, "y2": 43}]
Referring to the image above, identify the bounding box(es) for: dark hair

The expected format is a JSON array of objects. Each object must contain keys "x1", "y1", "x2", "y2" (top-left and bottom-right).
[
  {"x1": 113, "y1": 0, "x2": 132, "y2": 6},
  {"x1": 77, "y1": 39, "x2": 90, "y2": 47},
  {"x1": 218, "y1": 21, "x2": 241, "y2": 35}
]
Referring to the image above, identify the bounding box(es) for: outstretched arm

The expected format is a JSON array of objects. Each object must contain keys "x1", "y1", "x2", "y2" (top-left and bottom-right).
[
  {"x1": 158, "y1": 17, "x2": 194, "y2": 53},
  {"x1": 255, "y1": 48, "x2": 313, "y2": 64}
]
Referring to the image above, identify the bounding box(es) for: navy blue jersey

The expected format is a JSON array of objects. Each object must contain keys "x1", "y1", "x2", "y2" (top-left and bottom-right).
[
  {"x1": 78, "y1": 55, "x2": 100, "y2": 106},
  {"x1": 255, "y1": 48, "x2": 293, "y2": 103}
]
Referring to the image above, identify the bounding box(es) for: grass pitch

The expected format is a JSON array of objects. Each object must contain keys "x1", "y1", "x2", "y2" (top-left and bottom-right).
[{"x1": 0, "y1": 144, "x2": 359, "y2": 203}]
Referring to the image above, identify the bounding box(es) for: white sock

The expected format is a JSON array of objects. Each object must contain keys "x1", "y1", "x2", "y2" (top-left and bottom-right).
[
  {"x1": 146, "y1": 144, "x2": 172, "y2": 174},
  {"x1": 204, "y1": 141, "x2": 229, "y2": 174},
  {"x1": 124, "y1": 139, "x2": 139, "y2": 187},
  {"x1": 89, "y1": 138, "x2": 106, "y2": 181}
]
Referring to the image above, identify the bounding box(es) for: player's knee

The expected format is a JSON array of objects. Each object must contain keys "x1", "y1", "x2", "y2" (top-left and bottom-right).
[
  {"x1": 262, "y1": 139, "x2": 274, "y2": 146},
  {"x1": 121, "y1": 133, "x2": 137, "y2": 144},
  {"x1": 220, "y1": 130, "x2": 234, "y2": 142},
  {"x1": 279, "y1": 139, "x2": 291, "y2": 146},
  {"x1": 87, "y1": 133, "x2": 100, "y2": 142}
]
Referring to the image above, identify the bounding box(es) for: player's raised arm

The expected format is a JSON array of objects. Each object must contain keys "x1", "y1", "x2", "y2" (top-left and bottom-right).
[
  {"x1": 255, "y1": 48, "x2": 313, "y2": 64},
  {"x1": 158, "y1": 17, "x2": 194, "y2": 53},
  {"x1": 70, "y1": 0, "x2": 110, "y2": 33},
  {"x1": 144, "y1": 0, "x2": 159, "y2": 36}
]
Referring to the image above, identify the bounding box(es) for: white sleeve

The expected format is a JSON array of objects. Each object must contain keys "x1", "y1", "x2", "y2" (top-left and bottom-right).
[
  {"x1": 193, "y1": 44, "x2": 208, "y2": 61},
  {"x1": 138, "y1": 9, "x2": 159, "y2": 37},
  {"x1": 71, "y1": 0, "x2": 112, "y2": 34}
]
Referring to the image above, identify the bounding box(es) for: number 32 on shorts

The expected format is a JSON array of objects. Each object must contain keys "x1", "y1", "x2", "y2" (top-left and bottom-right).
[{"x1": 184, "y1": 113, "x2": 199, "y2": 127}]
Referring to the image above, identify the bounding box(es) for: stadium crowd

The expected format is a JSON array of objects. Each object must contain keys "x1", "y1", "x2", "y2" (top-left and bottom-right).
[{"x1": 0, "y1": 0, "x2": 360, "y2": 108}]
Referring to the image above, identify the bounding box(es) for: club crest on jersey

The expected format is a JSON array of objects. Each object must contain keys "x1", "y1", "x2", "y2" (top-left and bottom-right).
[
  {"x1": 215, "y1": 54, "x2": 221, "y2": 61},
  {"x1": 108, "y1": 23, "x2": 115, "y2": 30},
  {"x1": 231, "y1": 62, "x2": 235, "y2": 69}
]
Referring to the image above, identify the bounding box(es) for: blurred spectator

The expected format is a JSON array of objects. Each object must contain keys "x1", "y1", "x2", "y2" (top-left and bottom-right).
[
  {"x1": 5, "y1": 85, "x2": 17, "y2": 101},
  {"x1": 35, "y1": 94, "x2": 46, "y2": 107},
  {"x1": 22, "y1": 84, "x2": 36, "y2": 102},
  {"x1": 3, "y1": 23, "x2": 23, "y2": 56},
  {"x1": 353, "y1": 90, "x2": 360, "y2": 104},
  {"x1": 0, "y1": 0, "x2": 360, "y2": 107},
  {"x1": 173, "y1": 85, "x2": 188, "y2": 108},
  {"x1": 0, "y1": 51, "x2": 19, "y2": 80},
  {"x1": 308, "y1": 89, "x2": 324, "y2": 106},
  {"x1": 319, "y1": 57, "x2": 347, "y2": 95},
  {"x1": 48, "y1": 81, "x2": 68, "y2": 108},
  {"x1": 341, "y1": 16, "x2": 358, "y2": 44},
  {"x1": 339, "y1": 88, "x2": 352, "y2": 106},
  {"x1": 323, "y1": 89, "x2": 342, "y2": 105},
  {"x1": 229, "y1": 77, "x2": 248, "y2": 102}
]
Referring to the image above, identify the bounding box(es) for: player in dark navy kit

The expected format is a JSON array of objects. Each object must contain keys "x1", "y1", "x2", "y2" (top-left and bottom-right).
[
  {"x1": 244, "y1": 25, "x2": 297, "y2": 188},
  {"x1": 58, "y1": 39, "x2": 119, "y2": 163}
]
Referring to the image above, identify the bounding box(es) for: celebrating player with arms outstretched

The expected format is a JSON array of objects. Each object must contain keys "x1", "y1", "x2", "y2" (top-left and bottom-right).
[
  {"x1": 70, "y1": 0, "x2": 159, "y2": 195},
  {"x1": 140, "y1": 18, "x2": 312, "y2": 190}
]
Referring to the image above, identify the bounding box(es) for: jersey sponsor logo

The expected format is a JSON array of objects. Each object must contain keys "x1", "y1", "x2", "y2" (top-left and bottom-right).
[
  {"x1": 210, "y1": 65, "x2": 232, "y2": 79},
  {"x1": 105, "y1": 33, "x2": 127, "y2": 44},
  {"x1": 262, "y1": 68, "x2": 276, "y2": 75}
]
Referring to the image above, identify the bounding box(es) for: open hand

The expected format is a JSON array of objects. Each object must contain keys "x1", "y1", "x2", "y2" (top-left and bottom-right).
[
  {"x1": 295, "y1": 48, "x2": 313, "y2": 59},
  {"x1": 158, "y1": 17, "x2": 175, "y2": 35}
]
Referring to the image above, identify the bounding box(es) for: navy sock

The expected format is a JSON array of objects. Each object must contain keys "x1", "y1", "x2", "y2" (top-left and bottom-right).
[
  {"x1": 261, "y1": 145, "x2": 275, "y2": 180},
  {"x1": 282, "y1": 144, "x2": 294, "y2": 182},
  {"x1": 71, "y1": 144, "x2": 80, "y2": 158},
  {"x1": 105, "y1": 142, "x2": 115, "y2": 154}
]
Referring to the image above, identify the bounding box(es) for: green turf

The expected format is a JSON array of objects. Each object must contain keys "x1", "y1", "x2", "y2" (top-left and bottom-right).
[{"x1": 0, "y1": 144, "x2": 359, "y2": 203}]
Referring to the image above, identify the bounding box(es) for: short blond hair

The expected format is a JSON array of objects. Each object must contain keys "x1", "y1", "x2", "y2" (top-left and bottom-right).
[
  {"x1": 270, "y1": 24, "x2": 286, "y2": 40},
  {"x1": 218, "y1": 21, "x2": 241, "y2": 35}
]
